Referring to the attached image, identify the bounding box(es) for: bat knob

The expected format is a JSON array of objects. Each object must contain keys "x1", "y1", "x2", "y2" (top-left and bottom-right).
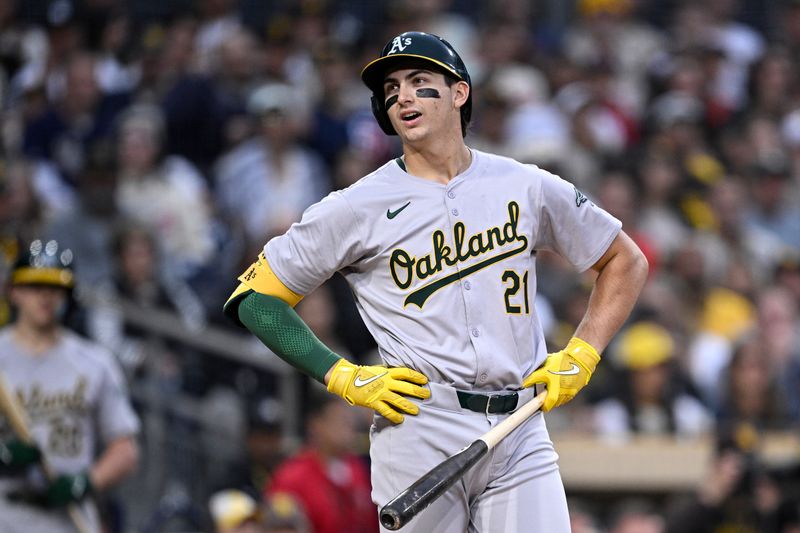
[{"x1": 380, "y1": 506, "x2": 403, "y2": 530}]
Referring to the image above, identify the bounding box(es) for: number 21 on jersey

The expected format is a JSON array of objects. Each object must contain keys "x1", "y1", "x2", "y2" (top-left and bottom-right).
[{"x1": 502, "y1": 270, "x2": 529, "y2": 314}]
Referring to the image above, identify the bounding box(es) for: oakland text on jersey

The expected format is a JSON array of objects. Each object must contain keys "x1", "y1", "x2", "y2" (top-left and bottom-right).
[
  {"x1": 389, "y1": 201, "x2": 528, "y2": 308},
  {"x1": 16, "y1": 378, "x2": 89, "y2": 417}
]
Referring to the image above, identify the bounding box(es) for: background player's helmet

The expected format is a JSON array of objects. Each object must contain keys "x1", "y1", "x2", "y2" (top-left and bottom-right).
[
  {"x1": 10, "y1": 239, "x2": 75, "y2": 289},
  {"x1": 361, "y1": 31, "x2": 472, "y2": 136}
]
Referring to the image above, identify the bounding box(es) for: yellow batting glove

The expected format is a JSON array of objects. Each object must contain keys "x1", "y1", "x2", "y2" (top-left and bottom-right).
[
  {"x1": 523, "y1": 337, "x2": 600, "y2": 412},
  {"x1": 327, "y1": 359, "x2": 431, "y2": 424}
]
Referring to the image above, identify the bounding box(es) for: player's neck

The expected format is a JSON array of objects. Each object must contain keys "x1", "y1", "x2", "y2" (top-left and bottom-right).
[
  {"x1": 12, "y1": 320, "x2": 62, "y2": 355},
  {"x1": 402, "y1": 139, "x2": 471, "y2": 184}
]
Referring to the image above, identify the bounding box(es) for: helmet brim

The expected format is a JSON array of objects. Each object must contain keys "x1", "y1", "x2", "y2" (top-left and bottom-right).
[
  {"x1": 11, "y1": 267, "x2": 74, "y2": 289},
  {"x1": 361, "y1": 54, "x2": 467, "y2": 95}
]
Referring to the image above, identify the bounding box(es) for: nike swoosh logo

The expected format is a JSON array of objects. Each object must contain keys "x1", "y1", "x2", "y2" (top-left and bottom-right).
[
  {"x1": 354, "y1": 372, "x2": 387, "y2": 387},
  {"x1": 549, "y1": 364, "x2": 580, "y2": 376},
  {"x1": 387, "y1": 202, "x2": 411, "y2": 219}
]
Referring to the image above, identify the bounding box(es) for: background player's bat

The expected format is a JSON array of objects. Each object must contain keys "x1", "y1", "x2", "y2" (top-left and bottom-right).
[
  {"x1": 379, "y1": 389, "x2": 548, "y2": 530},
  {"x1": 0, "y1": 372, "x2": 92, "y2": 533}
]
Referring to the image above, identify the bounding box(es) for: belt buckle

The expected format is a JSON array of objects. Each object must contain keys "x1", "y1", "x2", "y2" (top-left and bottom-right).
[{"x1": 485, "y1": 393, "x2": 499, "y2": 416}]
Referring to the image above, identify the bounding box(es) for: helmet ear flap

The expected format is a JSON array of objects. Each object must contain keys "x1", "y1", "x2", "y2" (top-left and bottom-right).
[{"x1": 371, "y1": 94, "x2": 397, "y2": 135}]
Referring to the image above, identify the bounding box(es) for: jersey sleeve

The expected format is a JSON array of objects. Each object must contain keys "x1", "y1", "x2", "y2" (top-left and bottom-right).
[
  {"x1": 534, "y1": 170, "x2": 622, "y2": 272},
  {"x1": 94, "y1": 350, "x2": 140, "y2": 444},
  {"x1": 264, "y1": 191, "x2": 366, "y2": 295}
]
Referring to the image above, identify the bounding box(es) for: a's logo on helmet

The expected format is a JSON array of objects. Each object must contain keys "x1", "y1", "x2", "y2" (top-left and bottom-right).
[{"x1": 388, "y1": 36, "x2": 412, "y2": 55}]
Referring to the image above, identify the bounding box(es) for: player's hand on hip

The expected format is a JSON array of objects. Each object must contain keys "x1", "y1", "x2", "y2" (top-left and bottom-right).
[
  {"x1": 522, "y1": 337, "x2": 600, "y2": 412},
  {"x1": 327, "y1": 359, "x2": 431, "y2": 424}
]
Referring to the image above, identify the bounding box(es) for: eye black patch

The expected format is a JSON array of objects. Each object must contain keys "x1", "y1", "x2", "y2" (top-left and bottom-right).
[
  {"x1": 416, "y1": 88, "x2": 440, "y2": 98},
  {"x1": 385, "y1": 95, "x2": 399, "y2": 109}
]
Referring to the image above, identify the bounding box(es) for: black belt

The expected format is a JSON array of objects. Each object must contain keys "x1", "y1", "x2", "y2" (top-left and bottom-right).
[{"x1": 456, "y1": 390, "x2": 519, "y2": 414}]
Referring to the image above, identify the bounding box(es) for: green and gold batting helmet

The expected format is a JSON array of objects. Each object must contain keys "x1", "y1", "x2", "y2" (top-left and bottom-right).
[
  {"x1": 11, "y1": 239, "x2": 75, "y2": 289},
  {"x1": 361, "y1": 31, "x2": 472, "y2": 136}
]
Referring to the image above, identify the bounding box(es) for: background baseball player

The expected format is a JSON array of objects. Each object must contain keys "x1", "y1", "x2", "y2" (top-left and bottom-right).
[
  {"x1": 0, "y1": 239, "x2": 140, "y2": 533},
  {"x1": 224, "y1": 31, "x2": 648, "y2": 532}
]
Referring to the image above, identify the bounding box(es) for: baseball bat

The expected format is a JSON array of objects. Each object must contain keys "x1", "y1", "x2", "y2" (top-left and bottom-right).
[
  {"x1": 0, "y1": 372, "x2": 92, "y2": 533},
  {"x1": 379, "y1": 389, "x2": 548, "y2": 530}
]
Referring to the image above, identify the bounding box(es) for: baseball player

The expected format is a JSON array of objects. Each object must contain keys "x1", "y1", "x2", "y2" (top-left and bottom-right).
[
  {"x1": 0, "y1": 239, "x2": 140, "y2": 533},
  {"x1": 224, "y1": 31, "x2": 648, "y2": 532}
]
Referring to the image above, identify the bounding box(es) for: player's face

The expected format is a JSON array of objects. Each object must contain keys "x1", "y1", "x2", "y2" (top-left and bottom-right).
[
  {"x1": 9, "y1": 285, "x2": 67, "y2": 329},
  {"x1": 382, "y1": 68, "x2": 467, "y2": 144}
]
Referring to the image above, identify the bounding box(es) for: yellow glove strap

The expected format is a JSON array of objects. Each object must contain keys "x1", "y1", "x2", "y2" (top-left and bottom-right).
[
  {"x1": 564, "y1": 336, "x2": 601, "y2": 382},
  {"x1": 523, "y1": 336, "x2": 601, "y2": 411},
  {"x1": 326, "y1": 359, "x2": 361, "y2": 405}
]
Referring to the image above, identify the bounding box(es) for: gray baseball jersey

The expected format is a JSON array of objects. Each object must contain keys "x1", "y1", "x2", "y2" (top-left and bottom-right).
[
  {"x1": 265, "y1": 148, "x2": 621, "y2": 532},
  {"x1": 0, "y1": 327, "x2": 140, "y2": 533},
  {"x1": 265, "y1": 149, "x2": 621, "y2": 388}
]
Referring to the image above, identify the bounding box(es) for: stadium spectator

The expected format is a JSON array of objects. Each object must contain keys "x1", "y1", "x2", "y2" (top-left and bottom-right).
[
  {"x1": 213, "y1": 82, "x2": 327, "y2": 257},
  {"x1": 265, "y1": 390, "x2": 376, "y2": 533},
  {"x1": 22, "y1": 51, "x2": 131, "y2": 211},
  {"x1": 744, "y1": 154, "x2": 800, "y2": 251},
  {"x1": 593, "y1": 321, "x2": 713, "y2": 440},
  {"x1": 42, "y1": 140, "x2": 118, "y2": 287},
  {"x1": 86, "y1": 222, "x2": 206, "y2": 379},
  {"x1": 685, "y1": 284, "x2": 756, "y2": 408},
  {"x1": 210, "y1": 30, "x2": 266, "y2": 149},
  {"x1": 665, "y1": 426, "x2": 800, "y2": 533},
  {"x1": 715, "y1": 333, "x2": 796, "y2": 431},
  {"x1": 113, "y1": 103, "x2": 217, "y2": 281},
  {"x1": 141, "y1": 15, "x2": 227, "y2": 174},
  {"x1": 209, "y1": 489, "x2": 309, "y2": 533},
  {"x1": 210, "y1": 396, "x2": 287, "y2": 501}
]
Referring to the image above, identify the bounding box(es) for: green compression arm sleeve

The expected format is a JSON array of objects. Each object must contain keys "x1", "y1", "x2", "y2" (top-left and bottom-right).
[{"x1": 237, "y1": 292, "x2": 342, "y2": 383}]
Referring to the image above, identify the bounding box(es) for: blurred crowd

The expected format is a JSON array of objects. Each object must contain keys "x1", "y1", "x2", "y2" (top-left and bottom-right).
[{"x1": 1, "y1": 0, "x2": 800, "y2": 531}]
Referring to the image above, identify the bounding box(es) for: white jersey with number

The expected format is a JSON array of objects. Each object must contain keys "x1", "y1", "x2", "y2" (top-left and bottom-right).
[
  {"x1": 265, "y1": 148, "x2": 621, "y2": 390},
  {"x1": 0, "y1": 327, "x2": 140, "y2": 533}
]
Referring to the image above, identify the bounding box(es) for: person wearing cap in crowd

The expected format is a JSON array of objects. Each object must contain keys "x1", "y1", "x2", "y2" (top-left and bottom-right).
[
  {"x1": 593, "y1": 321, "x2": 712, "y2": 440},
  {"x1": 686, "y1": 286, "x2": 756, "y2": 410},
  {"x1": 209, "y1": 395, "x2": 287, "y2": 501},
  {"x1": 261, "y1": 492, "x2": 311, "y2": 533},
  {"x1": 0, "y1": 239, "x2": 140, "y2": 533},
  {"x1": 209, "y1": 488, "x2": 263, "y2": 533},
  {"x1": 209, "y1": 488, "x2": 309, "y2": 533}
]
